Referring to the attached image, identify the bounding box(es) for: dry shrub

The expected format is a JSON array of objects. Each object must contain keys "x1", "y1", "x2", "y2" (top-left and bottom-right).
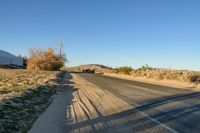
[
  {"x1": 128, "y1": 65, "x2": 200, "y2": 83},
  {"x1": 188, "y1": 74, "x2": 200, "y2": 83},
  {"x1": 116, "y1": 66, "x2": 132, "y2": 75},
  {"x1": 27, "y1": 48, "x2": 66, "y2": 71}
]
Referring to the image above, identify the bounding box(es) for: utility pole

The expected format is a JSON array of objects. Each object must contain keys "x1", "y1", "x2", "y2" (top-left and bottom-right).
[
  {"x1": 58, "y1": 40, "x2": 69, "y2": 63},
  {"x1": 59, "y1": 40, "x2": 64, "y2": 56}
]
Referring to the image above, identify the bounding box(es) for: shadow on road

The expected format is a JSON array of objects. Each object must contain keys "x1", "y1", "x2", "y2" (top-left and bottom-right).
[
  {"x1": 29, "y1": 72, "x2": 79, "y2": 133},
  {"x1": 66, "y1": 91, "x2": 200, "y2": 133},
  {"x1": 29, "y1": 72, "x2": 200, "y2": 133},
  {"x1": 1, "y1": 72, "x2": 75, "y2": 133}
]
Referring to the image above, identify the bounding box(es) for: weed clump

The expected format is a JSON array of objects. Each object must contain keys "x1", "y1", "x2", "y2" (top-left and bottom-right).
[{"x1": 116, "y1": 66, "x2": 133, "y2": 75}]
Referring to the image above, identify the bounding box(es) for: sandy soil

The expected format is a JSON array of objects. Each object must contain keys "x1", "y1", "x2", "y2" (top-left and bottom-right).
[
  {"x1": 66, "y1": 74, "x2": 133, "y2": 133},
  {"x1": 29, "y1": 73, "x2": 181, "y2": 133},
  {"x1": 104, "y1": 73, "x2": 200, "y2": 91},
  {"x1": 29, "y1": 73, "x2": 132, "y2": 133}
]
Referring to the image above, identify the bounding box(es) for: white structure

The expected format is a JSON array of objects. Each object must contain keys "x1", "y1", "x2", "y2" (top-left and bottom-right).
[{"x1": 0, "y1": 50, "x2": 23, "y2": 67}]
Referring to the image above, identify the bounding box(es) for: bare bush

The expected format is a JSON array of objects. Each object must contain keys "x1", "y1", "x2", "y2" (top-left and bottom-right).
[
  {"x1": 27, "y1": 48, "x2": 67, "y2": 71},
  {"x1": 18, "y1": 55, "x2": 28, "y2": 68}
]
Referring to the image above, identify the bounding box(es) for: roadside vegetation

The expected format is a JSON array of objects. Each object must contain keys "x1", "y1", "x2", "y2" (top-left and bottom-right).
[
  {"x1": 111, "y1": 65, "x2": 199, "y2": 85},
  {"x1": 116, "y1": 65, "x2": 200, "y2": 84},
  {"x1": 115, "y1": 66, "x2": 132, "y2": 75},
  {"x1": 27, "y1": 48, "x2": 67, "y2": 71},
  {"x1": 0, "y1": 44, "x2": 68, "y2": 132},
  {"x1": 0, "y1": 69, "x2": 63, "y2": 133},
  {"x1": 64, "y1": 64, "x2": 200, "y2": 85},
  {"x1": 129, "y1": 65, "x2": 200, "y2": 84},
  {"x1": 18, "y1": 55, "x2": 28, "y2": 69}
]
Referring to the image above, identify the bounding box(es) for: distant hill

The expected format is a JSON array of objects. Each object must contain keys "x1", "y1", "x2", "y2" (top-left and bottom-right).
[
  {"x1": 63, "y1": 64, "x2": 116, "y2": 74},
  {"x1": 0, "y1": 50, "x2": 23, "y2": 67}
]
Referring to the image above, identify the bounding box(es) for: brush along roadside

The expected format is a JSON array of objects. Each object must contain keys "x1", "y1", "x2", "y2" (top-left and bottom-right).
[{"x1": 0, "y1": 70, "x2": 65, "y2": 133}]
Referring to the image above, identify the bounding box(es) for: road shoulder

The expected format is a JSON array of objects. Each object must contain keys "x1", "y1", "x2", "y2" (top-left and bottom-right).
[
  {"x1": 104, "y1": 73, "x2": 200, "y2": 91},
  {"x1": 29, "y1": 73, "x2": 179, "y2": 133}
]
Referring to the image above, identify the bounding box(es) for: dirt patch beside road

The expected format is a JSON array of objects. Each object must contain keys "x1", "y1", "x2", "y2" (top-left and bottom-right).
[
  {"x1": 29, "y1": 73, "x2": 132, "y2": 133},
  {"x1": 29, "y1": 73, "x2": 181, "y2": 133}
]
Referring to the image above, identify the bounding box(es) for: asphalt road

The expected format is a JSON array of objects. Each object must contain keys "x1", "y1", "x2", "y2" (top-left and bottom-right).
[{"x1": 78, "y1": 73, "x2": 200, "y2": 133}]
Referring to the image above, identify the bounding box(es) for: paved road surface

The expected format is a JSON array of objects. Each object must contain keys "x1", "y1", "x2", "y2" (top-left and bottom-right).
[{"x1": 78, "y1": 73, "x2": 200, "y2": 133}]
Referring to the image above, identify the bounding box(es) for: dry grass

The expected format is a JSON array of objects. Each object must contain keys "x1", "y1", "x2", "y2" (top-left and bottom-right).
[
  {"x1": 64, "y1": 64, "x2": 200, "y2": 84},
  {"x1": 63, "y1": 64, "x2": 200, "y2": 85},
  {"x1": 112, "y1": 65, "x2": 200, "y2": 84},
  {"x1": 0, "y1": 69, "x2": 59, "y2": 97},
  {"x1": 115, "y1": 66, "x2": 132, "y2": 75},
  {"x1": 0, "y1": 69, "x2": 61, "y2": 133},
  {"x1": 130, "y1": 68, "x2": 200, "y2": 84}
]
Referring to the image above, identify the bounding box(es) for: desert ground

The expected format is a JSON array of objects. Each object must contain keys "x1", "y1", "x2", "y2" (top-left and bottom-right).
[{"x1": 29, "y1": 72, "x2": 200, "y2": 133}]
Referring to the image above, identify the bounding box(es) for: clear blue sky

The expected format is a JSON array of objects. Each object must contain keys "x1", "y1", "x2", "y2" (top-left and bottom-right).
[{"x1": 0, "y1": 0, "x2": 200, "y2": 70}]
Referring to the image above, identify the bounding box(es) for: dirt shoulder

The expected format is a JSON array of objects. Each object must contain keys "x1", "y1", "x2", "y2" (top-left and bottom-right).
[
  {"x1": 29, "y1": 73, "x2": 132, "y2": 133},
  {"x1": 104, "y1": 73, "x2": 200, "y2": 91},
  {"x1": 29, "y1": 73, "x2": 182, "y2": 133}
]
